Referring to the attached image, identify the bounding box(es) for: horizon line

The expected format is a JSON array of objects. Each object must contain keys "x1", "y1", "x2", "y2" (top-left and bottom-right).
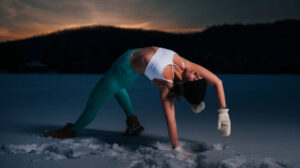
[
  {"x1": 1, "y1": 18, "x2": 298, "y2": 43},
  {"x1": 0, "y1": 24, "x2": 207, "y2": 43}
]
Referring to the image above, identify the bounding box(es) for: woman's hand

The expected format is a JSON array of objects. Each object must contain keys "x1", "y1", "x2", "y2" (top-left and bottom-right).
[
  {"x1": 173, "y1": 146, "x2": 197, "y2": 158},
  {"x1": 217, "y1": 108, "x2": 231, "y2": 136}
]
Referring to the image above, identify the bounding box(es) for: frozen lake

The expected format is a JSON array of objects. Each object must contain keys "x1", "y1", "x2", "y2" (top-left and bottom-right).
[{"x1": 0, "y1": 73, "x2": 299, "y2": 168}]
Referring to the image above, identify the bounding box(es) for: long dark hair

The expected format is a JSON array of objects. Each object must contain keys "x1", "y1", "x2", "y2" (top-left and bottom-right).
[
  {"x1": 168, "y1": 81, "x2": 184, "y2": 101},
  {"x1": 168, "y1": 78, "x2": 208, "y2": 103},
  {"x1": 183, "y1": 78, "x2": 207, "y2": 105}
]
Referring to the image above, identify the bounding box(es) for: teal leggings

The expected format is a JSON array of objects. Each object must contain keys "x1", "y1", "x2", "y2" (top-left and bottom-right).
[{"x1": 71, "y1": 48, "x2": 141, "y2": 132}]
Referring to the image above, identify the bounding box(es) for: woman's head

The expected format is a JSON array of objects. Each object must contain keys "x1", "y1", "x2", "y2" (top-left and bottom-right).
[
  {"x1": 182, "y1": 68, "x2": 202, "y2": 82},
  {"x1": 168, "y1": 68, "x2": 207, "y2": 104}
]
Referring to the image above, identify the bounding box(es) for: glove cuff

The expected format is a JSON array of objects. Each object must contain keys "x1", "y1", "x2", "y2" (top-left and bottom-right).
[
  {"x1": 173, "y1": 146, "x2": 182, "y2": 152},
  {"x1": 218, "y1": 108, "x2": 229, "y2": 114},
  {"x1": 191, "y1": 101, "x2": 205, "y2": 114}
]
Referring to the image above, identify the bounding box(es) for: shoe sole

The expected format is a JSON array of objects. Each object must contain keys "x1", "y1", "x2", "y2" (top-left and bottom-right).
[
  {"x1": 133, "y1": 126, "x2": 144, "y2": 136},
  {"x1": 124, "y1": 126, "x2": 144, "y2": 136}
]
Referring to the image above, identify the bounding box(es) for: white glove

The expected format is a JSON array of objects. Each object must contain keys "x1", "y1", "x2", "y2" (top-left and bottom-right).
[
  {"x1": 217, "y1": 108, "x2": 231, "y2": 136},
  {"x1": 173, "y1": 146, "x2": 197, "y2": 158},
  {"x1": 191, "y1": 101, "x2": 205, "y2": 114}
]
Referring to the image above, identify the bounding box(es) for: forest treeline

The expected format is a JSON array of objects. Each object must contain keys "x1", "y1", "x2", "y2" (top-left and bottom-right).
[{"x1": 0, "y1": 19, "x2": 299, "y2": 74}]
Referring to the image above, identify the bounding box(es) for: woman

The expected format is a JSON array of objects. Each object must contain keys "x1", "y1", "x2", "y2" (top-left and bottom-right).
[{"x1": 45, "y1": 46, "x2": 231, "y2": 153}]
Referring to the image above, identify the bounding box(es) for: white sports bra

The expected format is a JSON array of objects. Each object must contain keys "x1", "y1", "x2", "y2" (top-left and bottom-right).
[{"x1": 144, "y1": 47, "x2": 185, "y2": 83}]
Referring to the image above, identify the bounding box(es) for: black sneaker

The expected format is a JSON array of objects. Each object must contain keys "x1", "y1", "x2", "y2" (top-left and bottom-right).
[
  {"x1": 44, "y1": 123, "x2": 77, "y2": 139},
  {"x1": 124, "y1": 115, "x2": 144, "y2": 136}
]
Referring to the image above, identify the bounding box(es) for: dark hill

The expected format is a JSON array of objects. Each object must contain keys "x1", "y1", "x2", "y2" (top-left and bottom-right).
[{"x1": 0, "y1": 19, "x2": 299, "y2": 74}]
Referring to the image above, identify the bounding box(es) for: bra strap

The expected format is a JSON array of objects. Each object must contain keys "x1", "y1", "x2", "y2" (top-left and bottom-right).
[
  {"x1": 172, "y1": 64, "x2": 175, "y2": 80},
  {"x1": 162, "y1": 64, "x2": 174, "y2": 83},
  {"x1": 173, "y1": 57, "x2": 185, "y2": 70},
  {"x1": 164, "y1": 79, "x2": 174, "y2": 83},
  {"x1": 162, "y1": 56, "x2": 185, "y2": 84},
  {"x1": 178, "y1": 56, "x2": 185, "y2": 69}
]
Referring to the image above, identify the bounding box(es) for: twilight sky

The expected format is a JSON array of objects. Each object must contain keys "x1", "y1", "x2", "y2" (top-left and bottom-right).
[{"x1": 0, "y1": 0, "x2": 299, "y2": 42}]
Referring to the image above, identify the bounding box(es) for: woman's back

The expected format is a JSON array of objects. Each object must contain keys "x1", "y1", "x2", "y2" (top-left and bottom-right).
[{"x1": 130, "y1": 46, "x2": 159, "y2": 74}]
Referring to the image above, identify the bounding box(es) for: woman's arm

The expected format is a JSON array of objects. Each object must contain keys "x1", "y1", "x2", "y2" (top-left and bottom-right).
[
  {"x1": 160, "y1": 95, "x2": 179, "y2": 148},
  {"x1": 182, "y1": 58, "x2": 227, "y2": 108},
  {"x1": 213, "y1": 80, "x2": 227, "y2": 108},
  {"x1": 154, "y1": 80, "x2": 179, "y2": 148},
  {"x1": 180, "y1": 58, "x2": 231, "y2": 136}
]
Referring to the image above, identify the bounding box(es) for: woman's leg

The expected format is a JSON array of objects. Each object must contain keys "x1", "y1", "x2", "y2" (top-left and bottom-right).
[
  {"x1": 114, "y1": 88, "x2": 135, "y2": 118},
  {"x1": 70, "y1": 72, "x2": 121, "y2": 132},
  {"x1": 70, "y1": 48, "x2": 141, "y2": 133},
  {"x1": 45, "y1": 48, "x2": 143, "y2": 138}
]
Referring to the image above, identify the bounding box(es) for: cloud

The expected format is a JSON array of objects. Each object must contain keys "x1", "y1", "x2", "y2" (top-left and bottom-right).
[
  {"x1": 0, "y1": 0, "x2": 208, "y2": 41},
  {"x1": 0, "y1": 0, "x2": 299, "y2": 42}
]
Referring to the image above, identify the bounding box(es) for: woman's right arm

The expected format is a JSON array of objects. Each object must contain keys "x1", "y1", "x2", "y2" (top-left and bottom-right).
[
  {"x1": 160, "y1": 94, "x2": 179, "y2": 148},
  {"x1": 154, "y1": 80, "x2": 179, "y2": 148}
]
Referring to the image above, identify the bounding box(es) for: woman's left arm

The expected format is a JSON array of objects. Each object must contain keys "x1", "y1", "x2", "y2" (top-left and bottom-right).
[
  {"x1": 182, "y1": 58, "x2": 227, "y2": 108},
  {"x1": 181, "y1": 58, "x2": 231, "y2": 136}
]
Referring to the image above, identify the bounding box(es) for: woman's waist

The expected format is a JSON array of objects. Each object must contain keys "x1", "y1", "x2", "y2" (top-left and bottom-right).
[{"x1": 130, "y1": 54, "x2": 152, "y2": 75}]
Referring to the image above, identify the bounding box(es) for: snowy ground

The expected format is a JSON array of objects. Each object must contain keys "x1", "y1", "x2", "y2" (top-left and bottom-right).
[{"x1": 0, "y1": 73, "x2": 299, "y2": 168}]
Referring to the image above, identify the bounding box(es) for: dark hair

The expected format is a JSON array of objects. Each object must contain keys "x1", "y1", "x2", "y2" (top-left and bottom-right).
[
  {"x1": 183, "y1": 78, "x2": 207, "y2": 105},
  {"x1": 168, "y1": 81, "x2": 184, "y2": 102},
  {"x1": 168, "y1": 78, "x2": 207, "y2": 103}
]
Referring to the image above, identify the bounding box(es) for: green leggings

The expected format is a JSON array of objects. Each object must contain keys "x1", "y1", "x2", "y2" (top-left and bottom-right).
[{"x1": 71, "y1": 48, "x2": 141, "y2": 132}]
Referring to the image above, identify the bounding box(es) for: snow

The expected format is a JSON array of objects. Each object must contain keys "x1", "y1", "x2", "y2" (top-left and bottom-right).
[{"x1": 0, "y1": 73, "x2": 299, "y2": 168}]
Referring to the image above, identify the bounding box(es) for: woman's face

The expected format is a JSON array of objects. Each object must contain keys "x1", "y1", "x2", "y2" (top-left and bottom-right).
[{"x1": 182, "y1": 68, "x2": 202, "y2": 82}]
